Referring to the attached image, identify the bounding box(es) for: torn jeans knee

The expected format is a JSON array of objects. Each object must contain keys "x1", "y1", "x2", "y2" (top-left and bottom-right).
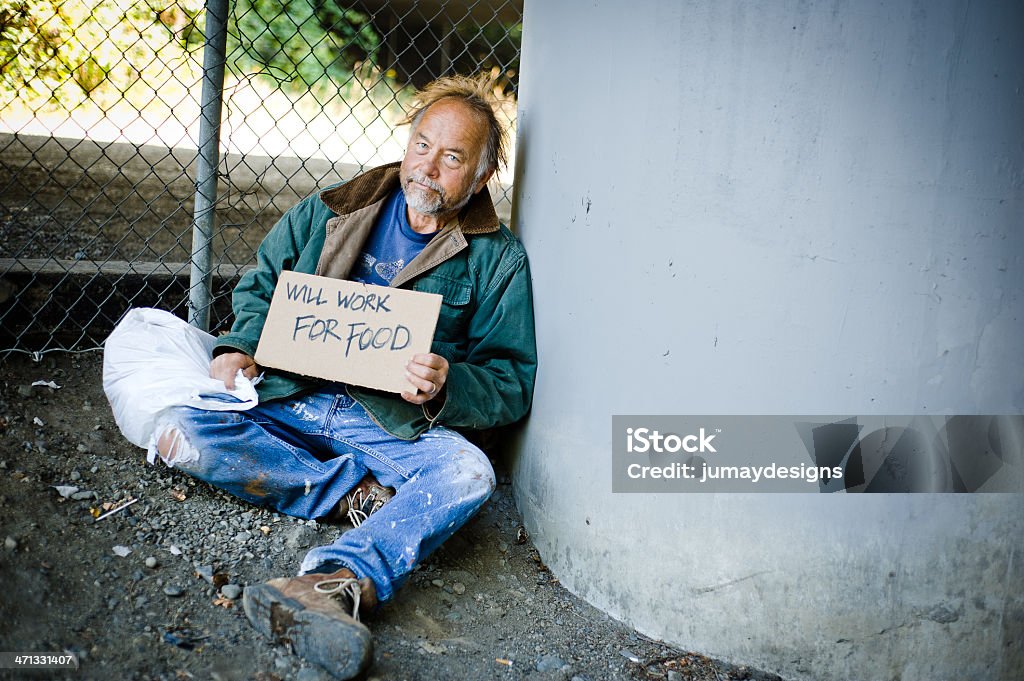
[{"x1": 149, "y1": 413, "x2": 201, "y2": 468}]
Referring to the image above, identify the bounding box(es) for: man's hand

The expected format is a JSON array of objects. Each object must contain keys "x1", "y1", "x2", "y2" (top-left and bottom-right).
[
  {"x1": 402, "y1": 353, "x2": 449, "y2": 405},
  {"x1": 210, "y1": 351, "x2": 259, "y2": 390}
]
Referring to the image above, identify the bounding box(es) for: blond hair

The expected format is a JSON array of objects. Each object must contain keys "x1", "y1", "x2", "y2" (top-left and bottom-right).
[{"x1": 402, "y1": 74, "x2": 508, "y2": 182}]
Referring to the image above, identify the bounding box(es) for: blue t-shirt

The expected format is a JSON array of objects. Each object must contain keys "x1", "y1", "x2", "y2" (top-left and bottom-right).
[{"x1": 349, "y1": 188, "x2": 434, "y2": 286}]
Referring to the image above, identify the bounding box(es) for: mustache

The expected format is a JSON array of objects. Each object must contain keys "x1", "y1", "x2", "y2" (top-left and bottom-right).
[{"x1": 405, "y1": 173, "x2": 445, "y2": 199}]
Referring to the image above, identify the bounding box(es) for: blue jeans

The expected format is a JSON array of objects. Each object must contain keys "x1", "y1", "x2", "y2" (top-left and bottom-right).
[{"x1": 155, "y1": 390, "x2": 495, "y2": 602}]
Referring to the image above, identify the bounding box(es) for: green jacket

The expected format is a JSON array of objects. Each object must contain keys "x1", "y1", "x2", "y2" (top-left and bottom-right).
[{"x1": 214, "y1": 163, "x2": 537, "y2": 440}]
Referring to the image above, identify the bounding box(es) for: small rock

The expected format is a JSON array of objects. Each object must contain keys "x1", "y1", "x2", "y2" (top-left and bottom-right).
[
  {"x1": 70, "y1": 490, "x2": 94, "y2": 501},
  {"x1": 4, "y1": 536, "x2": 17, "y2": 551},
  {"x1": 283, "y1": 526, "x2": 313, "y2": 549},
  {"x1": 419, "y1": 641, "x2": 446, "y2": 655},
  {"x1": 112, "y1": 545, "x2": 132, "y2": 557},
  {"x1": 195, "y1": 565, "x2": 215, "y2": 584},
  {"x1": 295, "y1": 667, "x2": 323, "y2": 681},
  {"x1": 220, "y1": 584, "x2": 242, "y2": 600},
  {"x1": 452, "y1": 582, "x2": 466, "y2": 595},
  {"x1": 70, "y1": 470, "x2": 81, "y2": 481},
  {"x1": 536, "y1": 654, "x2": 565, "y2": 673},
  {"x1": 431, "y1": 579, "x2": 444, "y2": 588},
  {"x1": 76, "y1": 444, "x2": 89, "y2": 453},
  {"x1": 163, "y1": 585, "x2": 184, "y2": 597},
  {"x1": 667, "y1": 671, "x2": 683, "y2": 681},
  {"x1": 54, "y1": 485, "x2": 79, "y2": 499},
  {"x1": 145, "y1": 557, "x2": 158, "y2": 569},
  {"x1": 16, "y1": 385, "x2": 33, "y2": 398}
]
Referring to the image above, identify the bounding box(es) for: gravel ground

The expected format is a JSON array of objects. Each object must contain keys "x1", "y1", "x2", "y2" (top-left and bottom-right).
[{"x1": 0, "y1": 351, "x2": 783, "y2": 681}]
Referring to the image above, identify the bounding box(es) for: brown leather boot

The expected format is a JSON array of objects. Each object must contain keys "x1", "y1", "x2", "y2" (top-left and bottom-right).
[
  {"x1": 324, "y1": 473, "x2": 396, "y2": 527},
  {"x1": 243, "y1": 568, "x2": 376, "y2": 679}
]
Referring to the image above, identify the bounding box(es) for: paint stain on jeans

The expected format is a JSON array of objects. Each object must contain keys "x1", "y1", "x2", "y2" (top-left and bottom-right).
[{"x1": 245, "y1": 473, "x2": 269, "y2": 498}]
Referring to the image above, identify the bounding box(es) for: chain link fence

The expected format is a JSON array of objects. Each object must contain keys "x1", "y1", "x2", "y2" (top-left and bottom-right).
[{"x1": 0, "y1": 0, "x2": 522, "y2": 355}]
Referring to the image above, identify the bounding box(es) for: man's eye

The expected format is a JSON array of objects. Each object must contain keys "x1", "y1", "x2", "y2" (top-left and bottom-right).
[
  {"x1": 446, "y1": 154, "x2": 459, "y2": 163},
  {"x1": 416, "y1": 142, "x2": 428, "y2": 150}
]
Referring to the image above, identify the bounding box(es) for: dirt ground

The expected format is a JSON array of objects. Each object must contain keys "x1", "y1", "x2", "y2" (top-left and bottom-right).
[{"x1": 0, "y1": 350, "x2": 784, "y2": 681}]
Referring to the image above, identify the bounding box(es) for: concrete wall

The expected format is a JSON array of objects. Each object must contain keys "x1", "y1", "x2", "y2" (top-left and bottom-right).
[{"x1": 511, "y1": 1, "x2": 1023, "y2": 679}]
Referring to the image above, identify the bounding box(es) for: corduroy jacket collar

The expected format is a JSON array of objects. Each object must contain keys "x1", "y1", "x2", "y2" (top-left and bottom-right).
[{"x1": 318, "y1": 162, "x2": 500, "y2": 235}]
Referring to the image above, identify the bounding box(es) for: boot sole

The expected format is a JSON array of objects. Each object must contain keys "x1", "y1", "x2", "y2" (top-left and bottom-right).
[{"x1": 242, "y1": 583, "x2": 372, "y2": 680}]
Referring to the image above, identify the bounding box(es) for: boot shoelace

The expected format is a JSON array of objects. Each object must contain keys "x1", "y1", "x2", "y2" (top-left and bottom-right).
[
  {"x1": 313, "y1": 577, "x2": 362, "y2": 621},
  {"x1": 345, "y1": 487, "x2": 388, "y2": 527}
]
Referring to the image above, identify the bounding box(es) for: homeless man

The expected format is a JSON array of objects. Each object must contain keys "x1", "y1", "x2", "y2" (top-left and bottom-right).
[{"x1": 152, "y1": 74, "x2": 537, "y2": 679}]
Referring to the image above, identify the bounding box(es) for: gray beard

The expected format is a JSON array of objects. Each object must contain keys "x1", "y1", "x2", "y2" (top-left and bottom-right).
[
  {"x1": 404, "y1": 182, "x2": 474, "y2": 217},
  {"x1": 404, "y1": 184, "x2": 445, "y2": 215}
]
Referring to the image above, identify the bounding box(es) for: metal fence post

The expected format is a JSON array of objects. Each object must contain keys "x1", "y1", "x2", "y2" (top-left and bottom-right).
[{"x1": 188, "y1": 0, "x2": 229, "y2": 331}]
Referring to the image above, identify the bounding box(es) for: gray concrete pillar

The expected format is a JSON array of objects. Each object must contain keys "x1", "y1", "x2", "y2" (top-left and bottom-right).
[{"x1": 512, "y1": 1, "x2": 1023, "y2": 679}]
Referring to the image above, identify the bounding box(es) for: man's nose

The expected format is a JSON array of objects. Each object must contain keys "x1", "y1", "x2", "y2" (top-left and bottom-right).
[{"x1": 421, "y1": 153, "x2": 440, "y2": 178}]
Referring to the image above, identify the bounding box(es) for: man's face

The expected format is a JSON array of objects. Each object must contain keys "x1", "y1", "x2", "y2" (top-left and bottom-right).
[{"x1": 400, "y1": 98, "x2": 492, "y2": 223}]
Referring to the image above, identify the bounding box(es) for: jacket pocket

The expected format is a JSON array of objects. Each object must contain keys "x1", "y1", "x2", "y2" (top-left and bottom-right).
[{"x1": 412, "y1": 274, "x2": 473, "y2": 342}]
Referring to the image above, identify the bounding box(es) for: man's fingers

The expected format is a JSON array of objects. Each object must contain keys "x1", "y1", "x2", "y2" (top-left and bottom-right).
[
  {"x1": 403, "y1": 353, "x2": 449, "y2": 405},
  {"x1": 404, "y1": 369, "x2": 436, "y2": 396},
  {"x1": 406, "y1": 354, "x2": 448, "y2": 387},
  {"x1": 410, "y1": 353, "x2": 447, "y2": 370},
  {"x1": 404, "y1": 362, "x2": 436, "y2": 382},
  {"x1": 210, "y1": 360, "x2": 235, "y2": 389},
  {"x1": 405, "y1": 363, "x2": 446, "y2": 399},
  {"x1": 400, "y1": 389, "x2": 429, "y2": 405},
  {"x1": 210, "y1": 352, "x2": 255, "y2": 391},
  {"x1": 220, "y1": 365, "x2": 238, "y2": 390}
]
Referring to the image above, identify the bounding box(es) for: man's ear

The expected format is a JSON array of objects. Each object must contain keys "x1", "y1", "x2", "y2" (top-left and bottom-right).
[{"x1": 473, "y1": 166, "x2": 495, "y2": 194}]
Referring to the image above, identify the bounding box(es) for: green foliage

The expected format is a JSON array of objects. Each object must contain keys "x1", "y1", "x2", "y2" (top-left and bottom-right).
[
  {"x1": 227, "y1": 0, "x2": 380, "y2": 91},
  {"x1": 0, "y1": 0, "x2": 204, "y2": 104},
  {"x1": 1, "y1": 0, "x2": 69, "y2": 98},
  {"x1": 0, "y1": 0, "x2": 519, "y2": 114}
]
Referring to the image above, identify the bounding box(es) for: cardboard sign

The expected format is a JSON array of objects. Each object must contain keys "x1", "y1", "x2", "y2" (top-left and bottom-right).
[{"x1": 255, "y1": 270, "x2": 442, "y2": 393}]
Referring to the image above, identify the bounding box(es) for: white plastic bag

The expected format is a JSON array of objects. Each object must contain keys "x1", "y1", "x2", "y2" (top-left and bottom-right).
[{"x1": 102, "y1": 308, "x2": 259, "y2": 454}]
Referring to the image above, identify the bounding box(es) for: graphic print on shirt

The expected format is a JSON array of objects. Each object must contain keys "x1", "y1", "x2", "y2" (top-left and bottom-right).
[
  {"x1": 351, "y1": 253, "x2": 406, "y2": 284},
  {"x1": 374, "y1": 259, "x2": 405, "y2": 283},
  {"x1": 351, "y1": 253, "x2": 377, "y2": 281}
]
